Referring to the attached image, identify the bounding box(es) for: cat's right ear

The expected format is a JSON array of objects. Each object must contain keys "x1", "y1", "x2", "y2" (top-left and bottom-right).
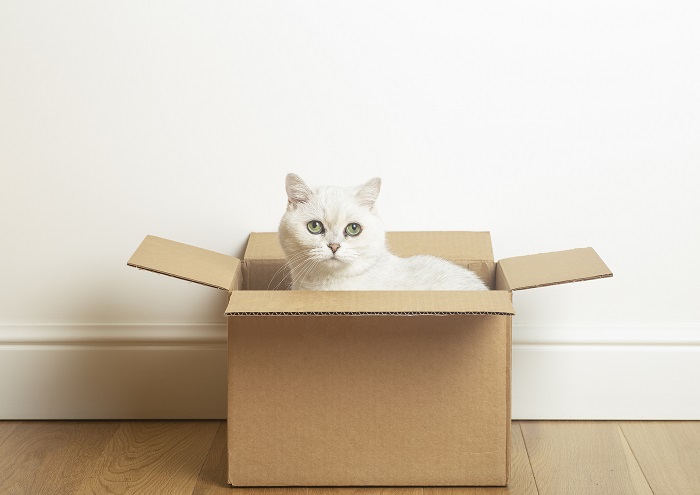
[
  {"x1": 285, "y1": 173, "x2": 313, "y2": 208},
  {"x1": 355, "y1": 177, "x2": 381, "y2": 210}
]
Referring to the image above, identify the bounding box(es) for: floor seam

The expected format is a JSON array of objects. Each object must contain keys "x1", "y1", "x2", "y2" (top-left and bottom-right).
[
  {"x1": 617, "y1": 422, "x2": 655, "y2": 495},
  {"x1": 518, "y1": 422, "x2": 541, "y2": 495}
]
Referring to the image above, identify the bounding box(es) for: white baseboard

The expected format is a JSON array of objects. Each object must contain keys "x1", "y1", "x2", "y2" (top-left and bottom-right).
[
  {"x1": 0, "y1": 324, "x2": 228, "y2": 420},
  {"x1": 512, "y1": 324, "x2": 700, "y2": 420},
  {"x1": 1, "y1": 323, "x2": 698, "y2": 419}
]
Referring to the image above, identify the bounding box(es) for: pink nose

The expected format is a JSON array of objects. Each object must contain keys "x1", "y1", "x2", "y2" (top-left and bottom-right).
[{"x1": 328, "y1": 243, "x2": 340, "y2": 254}]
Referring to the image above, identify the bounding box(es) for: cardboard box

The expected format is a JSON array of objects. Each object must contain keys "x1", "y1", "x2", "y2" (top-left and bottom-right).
[{"x1": 128, "y1": 231, "x2": 611, "y2": 487}]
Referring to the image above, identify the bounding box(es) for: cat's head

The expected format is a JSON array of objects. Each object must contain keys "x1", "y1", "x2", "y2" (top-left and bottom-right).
[{"x1": 278, "y1": 173, "x2": 386, "y2": 279}]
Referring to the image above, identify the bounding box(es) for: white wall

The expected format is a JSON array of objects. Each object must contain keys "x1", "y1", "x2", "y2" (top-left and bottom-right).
[{"x1": 1, "y1": 1, "x2": 698, "y2": 419}]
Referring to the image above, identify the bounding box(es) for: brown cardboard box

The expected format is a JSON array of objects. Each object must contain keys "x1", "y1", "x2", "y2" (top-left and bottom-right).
[{"x1": 128, "y1": 231, "x2": 611, "y2": 486}]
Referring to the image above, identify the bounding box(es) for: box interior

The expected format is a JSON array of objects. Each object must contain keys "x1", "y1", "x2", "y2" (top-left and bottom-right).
[{"x1": 243, "y1": 231, "x2": 497, "y2": 291}]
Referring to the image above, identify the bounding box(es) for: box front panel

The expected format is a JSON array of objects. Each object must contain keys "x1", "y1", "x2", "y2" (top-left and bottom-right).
[{"x1": 228, "y1": 314, "x2": 509, "y2": 486}]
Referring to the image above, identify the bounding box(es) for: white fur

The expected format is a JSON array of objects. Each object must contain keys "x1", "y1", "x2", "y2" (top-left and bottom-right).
[{"x1": 278, "y1": 174, "x2": 488, "y2": 291}]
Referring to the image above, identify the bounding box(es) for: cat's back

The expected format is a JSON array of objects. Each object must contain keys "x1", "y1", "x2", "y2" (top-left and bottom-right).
[
  {"x1": 394, "y1": 254, "x2": 488, "y2": 290},
  {"x1": 296, "y1": 253, "x2": 488, "y2": 291}
]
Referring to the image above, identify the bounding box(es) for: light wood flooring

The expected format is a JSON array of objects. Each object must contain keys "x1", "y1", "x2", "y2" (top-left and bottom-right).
[{"x1": 0, "y1": 421, "x2": 698, "y2": 494}]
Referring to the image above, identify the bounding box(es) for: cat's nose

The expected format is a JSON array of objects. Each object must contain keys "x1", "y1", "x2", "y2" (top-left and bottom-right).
[{"x1": 328, "y1": 243, "x2": 340, "y2": 254}]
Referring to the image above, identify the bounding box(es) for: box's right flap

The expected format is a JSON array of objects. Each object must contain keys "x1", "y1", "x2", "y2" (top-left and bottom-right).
[
  {"x1": 496, "y1": 247, "x2": 612, "y2": 291},
  {"x1": 128, "y1": 235, "x2": 241, "y2": 291}
]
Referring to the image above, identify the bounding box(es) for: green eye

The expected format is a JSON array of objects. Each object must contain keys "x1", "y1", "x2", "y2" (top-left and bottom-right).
[
  {"x1": 307, "y1": 220, "x2": 324, "y2": 234},
  {"x1": 345, "y1": 223, "x2": 362, "y2": 236}
]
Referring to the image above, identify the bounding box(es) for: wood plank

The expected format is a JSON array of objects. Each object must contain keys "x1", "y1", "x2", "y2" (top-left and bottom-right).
[
  {"x1": 228, "y1": 489, "x2": 310, "y2": 495},
  {"x1": 79, "y1": 421, "x2": 218, "y2": 495},
  {"x1": 0, "y1": 421, "x2": 119, "y2": 495},
  {"x1": 520, "y1": 421, "x2": 652, "y2": 495},
  {"x1": 0, "y1": 422, "x2": 20, "y2": 447},
  {"x1": 425, "y1": 422, "x2": 537, "y2": 495},
  {"x1": 311, "y1": 489, "x2": 421, "y2": 495},
  {"x1": 619, "y1": 421, "x2": 700, "y2": 494},
  {"x1": 192, "y1": 421, "x2": 230, "y2": 495},
  {"x1": 616, "y1": 425, "x2": 657, "y2": 495}
]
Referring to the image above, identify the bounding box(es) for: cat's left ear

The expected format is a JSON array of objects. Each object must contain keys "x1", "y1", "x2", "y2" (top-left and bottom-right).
[
  {"x1": 355, "y1": 177, "x2": 381, "y2": 209},
  {"x1": 286, "y1": 173, "x2": 313, "y2": 207}
]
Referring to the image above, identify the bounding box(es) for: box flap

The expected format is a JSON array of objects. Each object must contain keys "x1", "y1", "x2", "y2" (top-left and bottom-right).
[
  {"x1": 127, "y1": 235, "x2": 241, "y2": 291},
  {"x1": 388, "y1": 231, "x2": 493, "y2": 261},
  {"x1": 244, "y1": 232, "x2": 286, "y2": 261},
  {"x1": 226, "y1": 290, "x2": 513, "y2": 316},
  {"x1": 496, "y1": 247, "x2": 612, "y2": 291}
]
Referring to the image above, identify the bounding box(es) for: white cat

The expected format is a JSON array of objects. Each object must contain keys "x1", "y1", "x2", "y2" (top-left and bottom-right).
[{"x1": 277, "y1": 174, "x2": 489, "y2": 291}]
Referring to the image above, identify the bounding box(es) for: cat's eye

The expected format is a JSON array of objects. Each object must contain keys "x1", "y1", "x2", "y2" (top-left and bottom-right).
[
  {"x1": 307, "y1": 220, "x2": 324, "y2": 234},
  {"x1": 345, "y1": 223, "x2": 362, "y2": 236}
]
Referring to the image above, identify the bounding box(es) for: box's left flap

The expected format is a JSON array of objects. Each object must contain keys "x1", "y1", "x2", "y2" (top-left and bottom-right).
[
  {"x1": 496, "y1": 247, "x2": 612, "y2": 291},
  {"x1": 226, "y1": 290, "x2": 514, "y2": 316},
  {"x1": 128, "y1": 235, "x2": 241, "y2": 291}
]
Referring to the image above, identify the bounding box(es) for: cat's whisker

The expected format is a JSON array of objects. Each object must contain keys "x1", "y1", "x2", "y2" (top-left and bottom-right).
[
  {"x1": 292, "y1": 257, "x2": 319, "y2": 286},
  {"x1": 295, "y1": 259, "x2": 321, "y2": 290},
  {"x1": 290, "y1": 256, "x2": 323, "y2": 290},
  {"x1": 282, "y1": 256, "x2": 314, "y2": 289},
  {"x1": 271, "y1": 255, "x2": 313, "y2": 291},
  {"x1": 267, "y1": 250, "x2": 310, "y2": 290}
]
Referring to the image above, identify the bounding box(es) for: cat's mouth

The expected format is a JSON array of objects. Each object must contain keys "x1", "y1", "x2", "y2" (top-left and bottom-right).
[{"x1": 323, "y1": 256, "x2": 345, "y2": 264}]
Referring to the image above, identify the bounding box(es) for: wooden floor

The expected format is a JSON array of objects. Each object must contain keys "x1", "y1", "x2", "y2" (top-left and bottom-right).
[{"x1": 0, "y1": 421, "x2": 698, "y2": 495}]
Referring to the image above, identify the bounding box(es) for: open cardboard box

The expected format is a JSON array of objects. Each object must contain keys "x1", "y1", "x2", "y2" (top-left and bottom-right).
[{"x1": 128, "y1": 231, "x2": 612, "y2": 487}]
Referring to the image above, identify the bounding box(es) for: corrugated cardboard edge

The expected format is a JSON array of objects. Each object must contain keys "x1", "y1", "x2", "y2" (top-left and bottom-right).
[
  {"x1": 496, "y1": 247, "x2": 612, "y2": 291},
  {"x1": 127, "y1": 235, "x2": 242, "y2": 292},
  {"x1": 225, "y1": 290, "x2": 514, "y2": 316},
  {"x1": 505, "y1": 314, "x2": 513, "y2": 485}
]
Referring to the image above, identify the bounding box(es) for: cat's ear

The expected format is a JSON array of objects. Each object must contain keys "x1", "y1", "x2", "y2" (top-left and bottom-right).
[
  {"x1": 355, "y1": 177, "x2": 381, "y2": 209},
  {"x1": 285, "y1": 173, "x2": 313, "y2": 207}
]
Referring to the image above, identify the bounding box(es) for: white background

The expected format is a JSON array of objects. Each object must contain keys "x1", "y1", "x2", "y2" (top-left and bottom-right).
[{"x1": 1, "y1": 1, "x2": 699, "y2": 418}]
